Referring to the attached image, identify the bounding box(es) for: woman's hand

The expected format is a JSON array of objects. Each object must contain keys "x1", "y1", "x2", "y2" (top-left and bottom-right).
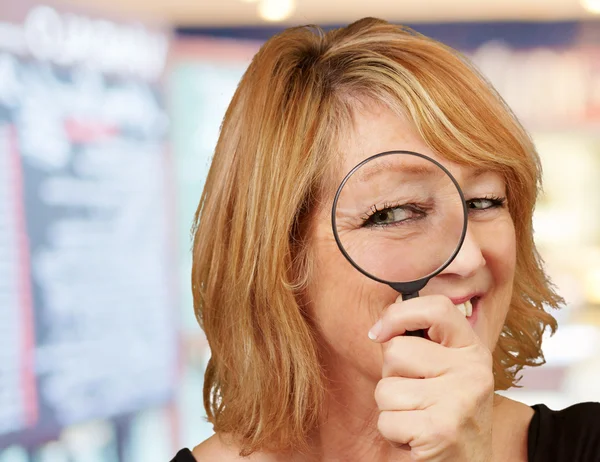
[{"x1": 369, "y1": 295, "x2": 494, "y2": 462}]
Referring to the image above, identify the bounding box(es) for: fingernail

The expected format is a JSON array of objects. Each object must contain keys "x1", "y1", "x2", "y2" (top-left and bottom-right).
[{"x1": 368, "y1": 320, "x2": 382, "y2": 341}]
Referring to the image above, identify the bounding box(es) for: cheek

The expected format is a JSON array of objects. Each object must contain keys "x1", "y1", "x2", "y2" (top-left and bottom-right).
[
  {"x1": 479, "y1": 217, "x2": 516, "y2": 341},
  {"x1": 305, "y1": 221, "x2": 397, "y2": 374},
  {"x1": 486, "y1": 219, "x2": 516, "y2": 291},
  {"x1": 308, "y1": 231, "x2": 379, "y2": 334}
]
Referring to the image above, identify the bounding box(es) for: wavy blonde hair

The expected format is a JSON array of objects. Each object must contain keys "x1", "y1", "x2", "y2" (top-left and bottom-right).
[{"x1": 191, "y1": 17, "x2": 562, "y2": 456}]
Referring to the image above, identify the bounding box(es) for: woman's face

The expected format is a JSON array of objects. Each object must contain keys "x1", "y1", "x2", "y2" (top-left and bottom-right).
[{"x1": 306, "y1": 103, "x2": 516, "y2": 382}]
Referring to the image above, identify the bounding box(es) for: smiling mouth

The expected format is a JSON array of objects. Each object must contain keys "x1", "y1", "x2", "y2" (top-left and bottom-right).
[{"x1": 454, "y1": 297, "x2": 479, "y2": 318}]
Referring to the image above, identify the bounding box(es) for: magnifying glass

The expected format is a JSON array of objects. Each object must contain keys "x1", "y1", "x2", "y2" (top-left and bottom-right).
[{"x1": 331, "y1": 151, "x2": 468, "y2": 338}]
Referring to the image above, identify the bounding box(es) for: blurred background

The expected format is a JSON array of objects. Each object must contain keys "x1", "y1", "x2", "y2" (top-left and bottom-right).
[{"x1": 1, "y1": 0, "x2": 600, "y2": 460}]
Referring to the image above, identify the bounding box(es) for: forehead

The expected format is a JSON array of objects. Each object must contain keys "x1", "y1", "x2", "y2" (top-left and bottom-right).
[{"x1": 336, "y1": 103, "x2": 476, "y2": 184}]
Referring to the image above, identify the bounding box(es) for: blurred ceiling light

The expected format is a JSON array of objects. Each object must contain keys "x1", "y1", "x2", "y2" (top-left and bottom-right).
[
  {"x1": 581, "y1": 0, "x2": 600, "y2": 14},
  {"x1": 258, "y1": 0, "x2": 296, "y2": 22}
]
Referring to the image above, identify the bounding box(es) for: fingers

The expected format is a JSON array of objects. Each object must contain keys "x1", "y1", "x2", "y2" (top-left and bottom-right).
[
  {"x1": 375, "y1": 375, "x2": 494, "y2": 454},
  {"x1": 378, "y1": 329, "x2": 493, "y2": 381},
  {"x1": 370, "y1": 295, "x2": 495, "y2": 458},
  {"x1": 369, "y1": 295, "x2": 479, "y2": 348},
  {"x1": 377, "y1": 407, "x2": 486, "y2": 457},
  {"x1": 377, "y1": 410, "x2": 427, "y2": 447},
  {"x1": 375, "y1": 376, "x2": 440, "y2": 411},
  {"x1": 380, "y1": 335, "x2": 454, "y2": 378}
]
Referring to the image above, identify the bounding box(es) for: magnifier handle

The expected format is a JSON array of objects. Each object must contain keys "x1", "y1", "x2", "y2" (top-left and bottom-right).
[
  {"x1": 401, "y1": 292, "x2": 419, "y2": 301},
  {"x1": 402, "y1": 292, "x2": 425, "y2": 338}
]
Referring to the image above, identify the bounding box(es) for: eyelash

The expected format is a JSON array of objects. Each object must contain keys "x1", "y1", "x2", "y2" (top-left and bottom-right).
[{"x1": 466, "y1": 195, "x2": 507, "y2": 211}]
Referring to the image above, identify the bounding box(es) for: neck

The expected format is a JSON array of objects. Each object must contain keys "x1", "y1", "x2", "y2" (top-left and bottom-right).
[{"x1": 299, "y1": 356, "x2": 413, "y2": 462}]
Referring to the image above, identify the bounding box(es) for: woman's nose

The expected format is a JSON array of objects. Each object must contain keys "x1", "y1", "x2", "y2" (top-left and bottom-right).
[{"x1": 439, "y1": 227, "x2": 486, "y2": 278}]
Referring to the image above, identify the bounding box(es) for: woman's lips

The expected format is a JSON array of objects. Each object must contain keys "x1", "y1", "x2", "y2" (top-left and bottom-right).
[{"x1": 449, "y1": 294, "x2": 481, "y2": 305}]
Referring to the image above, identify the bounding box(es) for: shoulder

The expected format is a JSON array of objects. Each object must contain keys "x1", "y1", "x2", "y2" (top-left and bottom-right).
[
  {"x1": 192, "y1": 434, "x2": 279, "y2": 462},
  {"x1": 191, "y1": 434, "x2": 243, "y2": 461},
  {"x1": 529, "y1": 402, "x2": 600, "y2": 462}
]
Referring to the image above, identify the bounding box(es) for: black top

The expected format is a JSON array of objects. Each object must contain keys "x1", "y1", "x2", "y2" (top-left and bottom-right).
[
  {"x1": 171, "y1": 448, "x2": 196, "y2": 462},
  {"x1": 172, "y1": 402, "x2": 600, "y2": 461},
  {"x1": 528, "y1": 402, "x2": 600, "y2": 461}
]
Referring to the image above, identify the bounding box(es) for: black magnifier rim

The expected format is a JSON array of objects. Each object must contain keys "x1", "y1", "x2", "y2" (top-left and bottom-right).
[{"x1": 331, "y1": 150, "x2": 469, "y2": 289}]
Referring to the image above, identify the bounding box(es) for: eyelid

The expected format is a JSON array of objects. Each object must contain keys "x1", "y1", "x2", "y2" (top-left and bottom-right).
[{"x1": 361, "y1": 202, "x2": 425, "y2": 228}]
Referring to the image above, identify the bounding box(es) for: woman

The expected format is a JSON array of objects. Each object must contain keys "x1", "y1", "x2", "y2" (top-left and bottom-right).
[{"x1": 172, "y1": 18, "x2": 600, "y2": 461}]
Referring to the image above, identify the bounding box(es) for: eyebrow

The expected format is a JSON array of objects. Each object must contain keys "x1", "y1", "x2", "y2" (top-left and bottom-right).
[
  {"x1": 353, "y1": 159, "x2": 439, "y2": 183},
  {"x1": 465, "y1": 167, "x2": 493, "y2": 180}
]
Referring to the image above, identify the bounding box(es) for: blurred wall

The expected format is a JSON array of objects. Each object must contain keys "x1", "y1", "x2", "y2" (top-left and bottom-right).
[{"x1": 0, "y1": 1, "x2": 179, "y2": 461}]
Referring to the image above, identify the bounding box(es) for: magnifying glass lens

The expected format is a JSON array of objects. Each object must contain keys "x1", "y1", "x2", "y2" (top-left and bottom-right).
[{"x1": 333, "y1": 152, "x2": 465, "y2": 285}]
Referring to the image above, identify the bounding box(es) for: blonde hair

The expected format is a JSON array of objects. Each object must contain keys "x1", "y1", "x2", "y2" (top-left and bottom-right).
[{"x1": 191, "y1": 17, "x2": 562, "y2": 456}]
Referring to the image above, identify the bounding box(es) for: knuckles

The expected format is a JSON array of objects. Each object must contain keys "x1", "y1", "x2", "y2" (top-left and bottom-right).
[
  {"x1": 430, "y1": 295, "x2": 457, "y2": 315},
  {"x1": 381, "y1": 336, "x2": 432, "y2": 378},
  {"x1": 381, "y1": 336, "x2": 411, "y2": 376},
  {"x1": 410, "y1": 294, "x2": 457, "y2": 320},
  {"x1": 377, "y1": 408, "x2": 470, "y2": 455},
  {"x1": 377, "y1": 411, "x2": 400, "y2": 443},
  {"x1": 374, "y1": 379, "x2": 392, "y2": 407},
  {"x1": 382, "y1": 335, "x2": 407, "y2": 363}
]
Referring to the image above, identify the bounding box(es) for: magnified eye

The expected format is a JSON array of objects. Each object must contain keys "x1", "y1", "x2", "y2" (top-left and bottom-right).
[{"x1": 363, "y1": 205, "x2": 423, "y2": 227}]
